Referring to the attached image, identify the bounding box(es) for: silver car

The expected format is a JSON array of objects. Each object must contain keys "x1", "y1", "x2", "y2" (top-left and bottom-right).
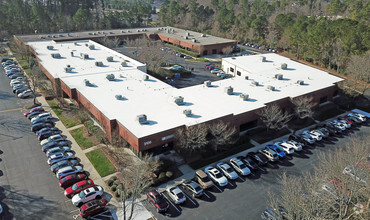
[{"x1": 56, "y1": 165, "x2": 84, "y2": 179}]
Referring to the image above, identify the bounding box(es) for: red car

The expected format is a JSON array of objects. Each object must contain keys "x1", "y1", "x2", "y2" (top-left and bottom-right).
[
  {"x1": 24, "y1": 106, "x2": 44, "y2": 117},
  {"x1": 59, "y1": 173, "x2": 88, "y2": 189},
  {"x1": 147, "y1": 189, "x2": 169, "y2": 213},
  {"x1": 79, "y1": 198, "x2": 108, "y2": 218},
  {"x1": 64, "y1": 179, "x2": 94, "y2": 198}
]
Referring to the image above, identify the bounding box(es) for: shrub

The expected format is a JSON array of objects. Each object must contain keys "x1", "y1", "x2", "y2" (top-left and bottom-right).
[
  {"x1": 114, "y1": 190, "x2": 121, "y2": 198},
  {"x1": 117, "y1": 183, "x2": 124, "y2": 191},
  {"x1": 109, "y1": 176, "x2": 117, "y2": 181},
  {"x1": 107, "y1": 179, "x2": 114, "y2": 187},
  {"x1": 165, "y1": 171, "x2": 173, "y2": 179},
  {"x1": 158, "y1": 172, "x2": 166, "y2": 179},
  {"x1": 113, "y1": 180, "x2": 121, "y2": 186},
  {"x1": 111, "y1": 185, "x2": 117, "y2": 192}
]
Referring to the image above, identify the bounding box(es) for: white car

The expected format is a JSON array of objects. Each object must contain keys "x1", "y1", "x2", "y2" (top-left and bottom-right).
[
  {"x1": 343, "y1": 165, "x2": 368, "y2": 184},
  {"x1": 56, "y1": 165, "x2": 83, "y2": 179},
  {"x1": 166, "y1": 186, "x2": 186, "y2": 204},
  {"x1": 40, "y1": 134, "x2": 64, "y2": 146},
  {"x1": 18, "y1": 89, "x2": 33, "y2": 99},
  {"x1": 330, "y1": 121, "x2": 346, "y2": 131},
  {"x1": 216, "y1": 162, "x2": 238, "y2": 180},
  {"x1": 47, "y1": 152, "x2": 75, "y2": 165},
  {"x1": 31, "y1": 112, "x2": 52, "y2": 123},
  {"x1": 204, "y1": 166, "x2": 228, "y2": 187},
  {"x1": 72, "y1": 186, "x2": 104, "y2": 207},
  {"x1": 348, "y1": 113, "x2": 367, "y2": 122},
  {"x1": 299, "y1": 133, "x2": 316, "y2": 144},
  {"x1": 307, "y1": 130, "x2": 323, "y2": 141},
  {"x1": 274, "y1": 142, "x2": 295, "y2": 154},
  {"x1": 334, "y1": 120, "x2": 350, "y2": 129},
  {"x1": 229, "y1": 158, "x2": 251, "y2": 176},
  {"x1": 282, "y1": 140, "x2": 302, "y2": 151}
]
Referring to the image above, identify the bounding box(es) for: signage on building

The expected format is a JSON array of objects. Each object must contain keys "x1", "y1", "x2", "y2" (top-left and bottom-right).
[
  {"x1": 161, "y1": 134, "x2": 174, "y2": 141},
  {"x1": 144, "y1": 140, "x2": 152, "y2": 146}
]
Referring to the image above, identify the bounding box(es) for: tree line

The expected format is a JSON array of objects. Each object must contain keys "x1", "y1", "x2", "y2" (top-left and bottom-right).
[
  {"x1": 0, "y1": 0, "x2": 153, "y2": 36},
  {"x1": 159, "y1": 0, "x2": 369, "y2": 76}
]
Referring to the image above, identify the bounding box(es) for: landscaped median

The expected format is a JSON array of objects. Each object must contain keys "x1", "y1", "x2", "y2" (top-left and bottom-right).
[{"x1": 86, "y1": 149, "x2": 117, "y2": 177}]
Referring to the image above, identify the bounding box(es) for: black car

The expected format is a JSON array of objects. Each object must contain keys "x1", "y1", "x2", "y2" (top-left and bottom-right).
[
  {"x1": 38, "y1": 128, "x2": 62, "y2": 141},
  {"x1": 27, "y1": 111, "x2": 44, "y2": 120},
  {"x1": 246, "y1": 152, "x2": 269, "y2": 166},
  {"x1": 42, "y1": 140, "x2": 70, "y2": 152},
  {"x1": 237, "y1": 156, "x2": 258, "y2": 170},
  {"x1": 289, "y1": 134, "x2": 308, "y2": 146},
  {"x1": 50, "y1": 158, "x2": 81, "y2": 173},
  {"x1": 315, "y1": 124, "x2": 336, "y2": 135},
  {"x1": 30, "y1": 117, "x2": 52, "y2": 125},
  {"x1": 31, "y1": 122, "x2": 55, "y2": 132},
  {"x1": 325, "y1": 122, "x2": 342, "y2": 133}
]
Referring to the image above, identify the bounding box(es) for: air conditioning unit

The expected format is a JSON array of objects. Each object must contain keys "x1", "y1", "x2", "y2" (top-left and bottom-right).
[
  {"x1": 260, "y1": 56, "x2": 266, "y2": 62},
  {"x1": 201, "y1": 34, "x2": 206, "y2": 37},
  {"x1": 225, "y1": 86, "x2": 233, "y2": 95},
  {"x1": 251, "y1": 81, "x2": 259, "y2": 86},
  {"x1": 121, "y1": 30, "x2": 125, "y2": 33},
  {"x1": 70, "y1": 51, "x2": 74, "y2": 57},
  {"x1": 204, "y1": 80, "x2": 211, "y2": 87},
  {"x1": 267, "y1": 85, "x2": 275, "y2": 91},
  {"x1": 245, "y1": 76, "x2": 249, "y2": 80},
  {"x1": 85, "y1": 43, "x2": 88, "y2": 47},
  {"x1": 186, "y1": 32, "x2": 190, "y2": 36},
  {"x1": 106, "y1": 56, "x2": 113, "y2": 62},
  {"x1": 275, "y1": 74, "x2": 283, "y2": 80},
  {"x1": 84, "y1": 79, "x2": 90, "y2": 86},
  {"x1": 88, "y1": 33, "x2": 92, "y2": 35},
  {"x1": 51, "y1": 53, "x2": 61, "y2": 58},
  {"x1": 240, "y1": 93, "x2": 249, "y2": 101},
  {"x1": 89, "y1": 45, "x2": 95, "y2": 50},
  {"x1": 184, "y1": 36, "x2": 188, "y2": 40},
  {"x1": 47, "y1": 46, "x2": 54, "y2": 50},
  {"x1": 297, "y1": 80, "x2": 304, "y2": 85},
  {"x1": 64, "y1": 67, "x2": 73, "y2": 73},
  {"x1": 143, "y1": 75, "x2": 149, "y2": 80},
  {"x1": 183, "y1": 109, "x2": 192, "y2": 116},
  {"x1": 74, "y1": 42, "x2": 78, "y2": 46},
  {"x1": 106, "y1": 74, "x2": 115, "y2": 81},
  {"x1": 192, "y1": 39, "x2": 197, "y2": 43},
  {"x1": 95, "y1": 61, "x2": 103, "y2": 66},
  {"x1": 115, "y1": 95, "x2": 125, "y2": 100},
  {"x1": 121, "y1": 61, "x2": 127, "y2": 67},
  {"x1": 80, "y1": 53, "x2": 89, "y2": 60},
  {"x1": 281, "y1": 63, "x2": 288, "y2": 69},
  {"x1": 136, "y1": 114, "x2": 148, "y2": 124},
  {"x1": 174, "y1": 96, "x2": 184, "y2": 105}
]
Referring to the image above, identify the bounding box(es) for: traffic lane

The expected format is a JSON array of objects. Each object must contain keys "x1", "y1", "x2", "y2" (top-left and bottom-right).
[{"x1": 146, "y1": 124, "x2": 369, "y2": 220}]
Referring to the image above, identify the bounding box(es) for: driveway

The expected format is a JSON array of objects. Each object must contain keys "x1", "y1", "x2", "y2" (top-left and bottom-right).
[
  {"x1": 143, "y1": 124, "x2": 370, "y2": 219},
  {"x1": 0, "y1": 58, "x2": 77, "y2": 219}
]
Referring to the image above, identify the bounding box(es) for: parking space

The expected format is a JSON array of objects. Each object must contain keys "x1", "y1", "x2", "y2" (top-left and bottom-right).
[{"x1": 143, "y1": 124, "x2": 369, "y2": 219}]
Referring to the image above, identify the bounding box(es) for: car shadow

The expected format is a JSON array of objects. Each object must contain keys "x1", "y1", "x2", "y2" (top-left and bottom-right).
[
  {"x1": 224, "y1": 181, "x2": 237, "y2": 190},
  {"x1": 293, "y1": 150, "x2": 310, "y2": 159},
  {"x1": 245, "y1": 171, "x2": 261, "y2": 180},
  {"x1": 266, "y1": 162, "x2": 279, "y2": 169},
  {"x1": 315, "y1": 142, "x2": 325, "y2": 148},
  {"x1": 198, "y1": 191, "x2": 216, "y2": 202},
  {"x1": 258, "y1": 166, "x2": 269, "y2": 174},
  {"x1": 179, "y1": 196, "x2": 199, "y2": 209},
  {"x1": 278, "y1": 159, "x2": 294, "y2": 167}
]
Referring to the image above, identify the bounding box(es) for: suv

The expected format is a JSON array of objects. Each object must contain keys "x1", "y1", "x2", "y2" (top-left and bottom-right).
[
  {"x1": 194, "y1": 170, "x2": 213, "y2": 189},
  {"x1": 258, "y1": 149, "x2": 279, "y2": 162}
]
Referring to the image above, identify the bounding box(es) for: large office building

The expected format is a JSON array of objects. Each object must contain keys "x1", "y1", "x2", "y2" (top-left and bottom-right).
[{"x1": 26, "y1": 39, "x2": 343, "y2": 153}]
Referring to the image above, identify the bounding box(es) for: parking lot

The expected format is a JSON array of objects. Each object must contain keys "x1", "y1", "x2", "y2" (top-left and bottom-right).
[{"x1": 143, "y1": 123, "x2": 370, "y2": 219}]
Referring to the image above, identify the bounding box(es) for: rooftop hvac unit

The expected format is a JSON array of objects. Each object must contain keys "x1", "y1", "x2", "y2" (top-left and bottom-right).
[
  {"x1": 157, "y1": 28, "x2": 160, "y2": 30},
  {"x1": 174, "y1": 96, "x2": 184, "y2": 105},
  {"x1": 275, "y1": 74, "x2": 283, "y2": 80},
  {"x1": 121, "y1": 61, "x2": 127, "y2": 67},
  {"x1": 184, "y1": 36, "x2": 188, "y2": 40},
  {"x1": 51, "y1": 53, "x2": 61, "y2": 58},
  {"x1": 74, "y1": 42, "x2": 78, "y2": 46},
  {"x1": 89, "y1": 45, "x2": 95, "y2": 50},
  {"x1": 143, "y1": 75, "x2": 149, "y2": 80},
  {"x1": 204, "y1": 80, "x2": 211, "y2": 87},
  {"x1": 240, "y1": 93, "x2": 249, "y2": 101},
  {"x1": 251, "y1": 81, "x2": 259, "y2": 86},
  {"x1": 95, "y1": 61, "x2": 103, "y2": 66},
  {"x1": 183, "y1": 109, "x2": 192, "y2": 117},
  {"x1": 110, "y1": 32, "x2": 114, "y2": 34},
  {"x1": 267, "y1": 85, "x2": 275, "y2": 91},
  {"x1": 47, "y1": 46, "x2": 54, "y2": 50},
  {"x1": 88, "y1": 33, "x2": 92, "y2": 35},
  {"x1": 85, "y1": 43, "x2": 88, "y2": 47},
  {"x1": 186, "y1": 32, "x2": 190, "y2": 36},
  {"x1": 128, "y1": 30, "x2": 131, "y2": 33},
  {"x1": 260, "y1": 56, "x2": 266, "y2": 62},
  {"x1": 80, "y1": 53, "x2": 89, "y2": 60},
  {"x1": 136, "y1": 114, "x2": 148, "y2": 124},
  {"x1": 192, "y1": 39, "x2": 197, "y2": 43},
  {"x1": 281, "y1": 63, "x2": 288, "y2": 69},
  {"x1": 59, "y1": 34, "x2": 63, "y2": 37},
  {"x1": 115, "y1": 95, "x2": 125, "y2": 100},
  {"x1": 106, "y1": 74, "x2": 115, "y2": 81},
  {"x1": 121, "y1": 30, "x2": 125, "y2": 33},
  {"x1": 138, "y1": 29, "x2": 141, "y2": 32},
  {"x1": 245, "y1": 76, "x2": 249, "y2": 80},
  {"x1": 297, "y1": 80, "x2": 304, "y2": 85},
  {"x1": 93, "y1": 33, "x2": 97, "y2": 35},
  {"x1": 106, "y1": 56, "x2": 113, "y2": 62},
  {"x1": 84, "y1": 79, "x2": 91, "y2": 86},
  {"x1": 225, "y1": 86, "x2": 234, "y2": 95},
  {"x1": 64, "y1": 67, "x2": 73, "y2": 73},
  {"x1": 201, "y1": 34, "x2": 206, "y2": 37}
]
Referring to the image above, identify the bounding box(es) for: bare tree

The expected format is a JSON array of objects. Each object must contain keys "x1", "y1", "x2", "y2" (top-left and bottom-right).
[
  {"x1": 258, "y1": 104, "x2": 292, "y2": 131},
  {"x1": 291, "y1": 96, "x2": 315, "y2": 119},
  {"x1": 344, "y1": 51, "x2": 370, "y2": 96},
  {"x1": 268, "y1": 135, "x2": 370, "y2": 220},
  {"x1": 100, "y1": 36, "x2": 120, "y2": 49},
  {"x1": 208, "y1": 121, "x2": 237, "y2": 150},
  {"x1": 222, "y1": 46, "x2": 233, "y2": 55},
  {"x1": 27, "y1": 65, "x2": 44, "y2": 105},
  {"x1": 175, "y1": 123, "x2": 209, "y2": 152}
]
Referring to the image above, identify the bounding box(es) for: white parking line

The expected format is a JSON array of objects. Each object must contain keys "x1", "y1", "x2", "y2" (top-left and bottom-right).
[
  {"x1": 70, "y1": 209, "x2": 79, "y2": 213},
  {"x1": 203, "y1": 192, "x2": 210, "y2": 199},
  {"x1": 214, "y1": 185, "x2": 223, "y2": 192},
  {"x1": 228, "y1": 182, "x2": 235, "y2": 187},
  {"x1": 162, "y1": 193, "x2": 181, "y2": 213},
  {"x1": 184, "y1": 194, "x2": 197, "y2": 206},
  {"x1": 238, "y1": 176, "x2": 245, "y2": 182}
]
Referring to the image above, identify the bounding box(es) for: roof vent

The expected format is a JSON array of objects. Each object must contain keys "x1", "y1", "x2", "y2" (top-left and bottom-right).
[
  {"x1": 297, "y1": 80, "x2": 304, "y2": 85},
  {"x1": 240, "y1": 93, "x2": 249, "y2": 101},
  {"x1": 183, "y1": 109, "x2": 192, "y2": 117},
  {"x1": 136, "y1": 114, "x2": 148, "y2": 124},
  {"x1": 64, "y1": 67, "x2": 73, "y2": 73},
  {"x1": 89, "y1": 45, "x2": 95, "y2": 50},
  {"x1": 174, "y1": 96, "x2": 184, "y2": 105},
  {"x1": 281, "y1": 63, "x2": 287, "y2": 69},
  {"x1": 84, "y1": 79, "x2": 91, "y2": 86},
  {"x1": 204, "y1": 80, "x2": 211, "y2": 87},
  {"x1": 251, "y1": 81, "x2": 259, "y2": 86},
  {"x1": 80, "y1": 53, "x2": 89, "y2": 60},
  {"x1": 225, "y1": 86, "x2": 234, "y2": 95},
  {"x1": 51, "y1": 53, "x2": 61, "y2": 58},
  {"x1": 245, "y1": 76, "x2": 249, "y2": 80},
  {"x1": 115, "y1": 95, "x2": 126, "y2": 100},
  {"x1": 47, "y1": 46, "x2": 54, "y2": 50},
  {"x1": 275, "y1": 74, "x2": 283, "y2": 80},
  {"x1": 260, "y1": 56, "x2": 266, "y2": 62},
  {"x1": 85, "y1": 43, "x2": 88, "y2": 47},
  {"x1": 267, "y1": 85, "x2": 275, "y2": 91},
  {"x1": 95, "y1": 61, "x2": 103, "y2": 66},
  {"x1": 106, "y1": 56, "x2": 113, "y2": 62},
  {"x1": 121, "y1": 61, "x2": 127, "y2": 67},
  {"x1": 143, "y1": 75, "x2": 149, "y2": 80},
  {"x1": 106, "y1": 74, "x2": 115, "y2": 81},
  {"x1": 74, "y1": 42, "x2": 79, "y2": 46}
]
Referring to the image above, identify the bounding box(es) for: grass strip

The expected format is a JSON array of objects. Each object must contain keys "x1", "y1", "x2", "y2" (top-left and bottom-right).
[
  {"x1": 86, "y1": 149, "x2": 116, "y2": 177},
  {"x1": 70, "y1": 127, "x2": 94, "y2": 149}
]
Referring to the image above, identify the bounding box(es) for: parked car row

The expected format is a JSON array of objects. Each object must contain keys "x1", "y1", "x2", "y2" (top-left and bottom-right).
[
  {"x1": 205, "y1": 63, "x2": 232, "y2": 79},
  {"x1": 2, "y1": 58, "x2": 33, "y2": 98},
  {"x1": 239, "y1": 42, "x2": 282, "y2": 53},
  {"x1": 24, "y1": 106, "x2": 109, "y2": 219}
]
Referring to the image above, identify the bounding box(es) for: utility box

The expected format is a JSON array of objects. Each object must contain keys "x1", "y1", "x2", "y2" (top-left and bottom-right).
[
  {"x1": 251, "y1": 81, "x2": 259, "y2": 86},
  {"x1": 95, "y1": 61, "x2": 103, "y2": 67},
  {"x1": 245, "y1": 76, "x2": 249, "y2": 80},
  {"x1": 137, "y1": 114, "x2": 148, "y2": 124},
  {"x1": 297, "y1": 80, "x2": 304, "y2": 85},
  {"x1": 51, "y1": 53, "x2": 61, "y2": 58},
  {"x1": 174, "y1": 96, "x2": 184, "y2": 105},
  {"x1": 47, "y1": 46, "x2": 54, "y2": 50},
  {"x1": 64, "y1": 67, "x2": 73, "y2": 73},
  {"x1": 275, "y1": 74, "x2": 283, "y2": 80},
  {"x1": 225, "y1": 86, "x2": 234, "y2": 95},
  {"x1": 106, "y1": 56, "x2": 113, "y2": 62},
  {"x1": 89, "y1": 44, "x2": 95, "y2": 50},
  {"x1": 267, "y1": 85, "x2": 275, "y2": 91},
  {"x1": 183, "y1": 109, "x2": 192, "y2": 117},
  {"x1": 240, "y1": 93, "x2": 249, "y2": 101},
  {"x1": 106, "y1": 74, "x2": 115, "y2": 81},
  {"x1": 84, "y1": 79, "x2": 90, "y2": 86},
  {"x1": 121, "y1": 61, "x2": 127, "y2": 67},
  {"x1": 281, "y1": 63, "x2": 288, "y2": 69},
  {"x1": 80, "y1": 53, "x2": 89, "y2": 60},
  {"x1": 143, "y1": 75, "x2": 149, "y2": 81},
  {"x1": 115, "y1": 95, "x2": 125, "y2": 100},
  {"x1": 204, "y1": 80, "x2": 211, "y2": 87},
  {"x1": 260, "y1": 56, "x2": 266, "y2": 62}
]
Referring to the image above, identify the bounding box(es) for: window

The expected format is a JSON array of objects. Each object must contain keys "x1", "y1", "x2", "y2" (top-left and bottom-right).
[
  {"x1": 237, "y1": 71, "x2": 241, "y2": 76},
  {"x1": 319, "y1": 96, "x2": 327, "y2": 104},
  {"x1": 203, "y1": 50, "x2": 208, "y2": 56},
  {"x1": 230, "y1": 67, "x2": 234, "y2": 72},
  {"x1": 212, "y1": 49, "x2": 217, "y2": 54}
]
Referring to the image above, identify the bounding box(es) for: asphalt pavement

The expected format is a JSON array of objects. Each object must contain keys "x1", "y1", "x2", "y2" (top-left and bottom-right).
[{"x1": 0, "y1": 58, "x2": 77, "y2": 219}]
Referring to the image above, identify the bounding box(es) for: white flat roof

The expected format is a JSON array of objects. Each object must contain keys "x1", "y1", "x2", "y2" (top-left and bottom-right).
[{"x1": 28, "y1": 41, "x2": 343, "y2": 139}]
